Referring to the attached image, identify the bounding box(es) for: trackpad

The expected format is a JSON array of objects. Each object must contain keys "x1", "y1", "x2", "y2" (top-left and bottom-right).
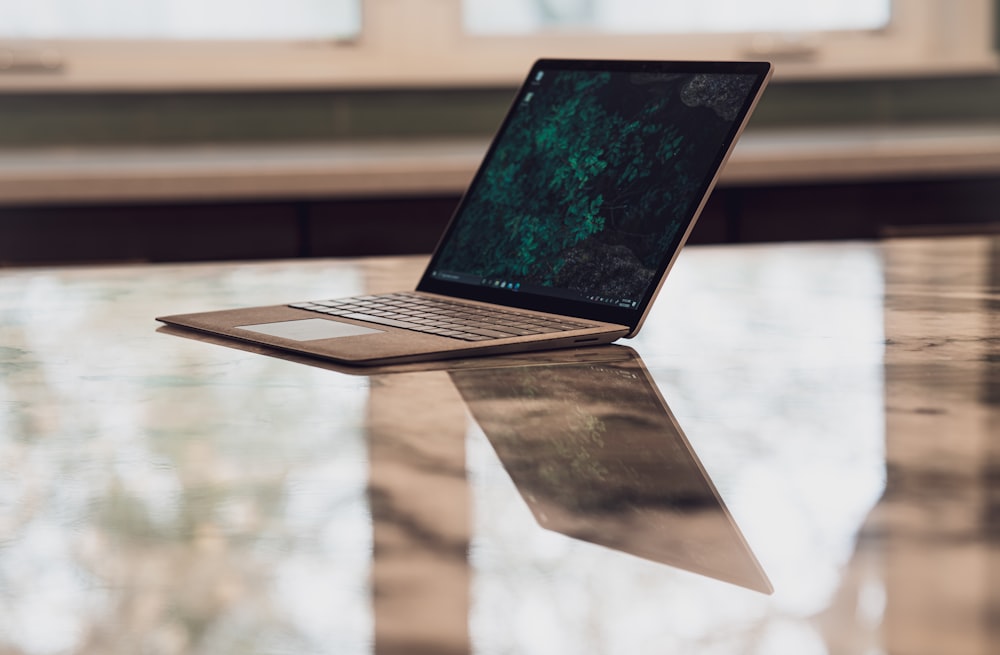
[{"x1": 238, "y1": 319, "x2": 384, "y2": 341}]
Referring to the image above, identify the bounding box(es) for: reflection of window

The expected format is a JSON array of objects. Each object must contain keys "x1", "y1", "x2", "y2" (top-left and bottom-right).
[
  {"x1": 0, "y1": 0, "x2": 994, "y2": 91},
  {"x1": 465, "y1": 0, "x2": 890, "y2": 34}
]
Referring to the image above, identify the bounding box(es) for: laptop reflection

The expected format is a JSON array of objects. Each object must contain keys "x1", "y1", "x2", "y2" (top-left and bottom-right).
[{"x1": 449, "y1": 348, "x2": 772, "y2": 594}]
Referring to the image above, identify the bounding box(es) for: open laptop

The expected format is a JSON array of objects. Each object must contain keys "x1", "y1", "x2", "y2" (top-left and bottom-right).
[{"x1": 157, "y1": 59, "x2": 771, "y2": 365}]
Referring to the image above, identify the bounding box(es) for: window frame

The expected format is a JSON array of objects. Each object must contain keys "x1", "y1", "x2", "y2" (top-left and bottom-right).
[{"x1": 0, "y1": 0, "x2": 995, "y2": 92}]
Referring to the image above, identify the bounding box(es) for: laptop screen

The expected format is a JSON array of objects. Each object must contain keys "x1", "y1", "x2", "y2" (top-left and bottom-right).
[{"x1": 420, "y1": 59, "x2": 770, "y2": 330}]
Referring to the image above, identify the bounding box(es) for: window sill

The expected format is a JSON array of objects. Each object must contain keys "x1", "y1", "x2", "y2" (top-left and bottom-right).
[{"x1": 2, "y1": 124, "x2": 1000, "y2": 206}]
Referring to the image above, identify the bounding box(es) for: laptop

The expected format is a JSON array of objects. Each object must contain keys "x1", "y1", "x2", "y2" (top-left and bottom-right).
[
  {"x1": 449, "y1": 347, "x2": 772, "y2": 593},
  {"x1": 157, "y1": 59, "x2": 772, "y2": 366}
]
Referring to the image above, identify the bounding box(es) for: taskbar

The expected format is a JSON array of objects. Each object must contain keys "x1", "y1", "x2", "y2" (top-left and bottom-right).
[{"x1": 429, "y1": 269, "x2": 639, "y2": 310}]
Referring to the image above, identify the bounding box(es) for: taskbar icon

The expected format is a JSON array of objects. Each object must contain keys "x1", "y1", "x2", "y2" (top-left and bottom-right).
[{"x1": 482, "y1": 278, "x2": 521, "y2": 291}]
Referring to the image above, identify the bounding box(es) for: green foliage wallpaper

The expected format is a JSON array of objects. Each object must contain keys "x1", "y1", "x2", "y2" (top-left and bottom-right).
[{"x1": 434, "y1": 69, "x2": 757, "y2": 303}]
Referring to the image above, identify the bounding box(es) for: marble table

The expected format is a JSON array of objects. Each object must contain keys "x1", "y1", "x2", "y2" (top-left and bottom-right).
[{"x1": 0, "y1": 236, "x2": 996, "y2": 655}]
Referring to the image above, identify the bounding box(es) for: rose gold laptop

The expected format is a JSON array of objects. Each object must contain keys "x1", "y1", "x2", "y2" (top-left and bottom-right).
[{"x1": 158, "y1": 59, "x2": 771, "y2": 365}]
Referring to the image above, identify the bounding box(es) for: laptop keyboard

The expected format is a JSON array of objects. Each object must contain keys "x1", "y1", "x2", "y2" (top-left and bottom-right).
[{"x1": 290, "y1": 292, "x2": 590, "y2": 342}]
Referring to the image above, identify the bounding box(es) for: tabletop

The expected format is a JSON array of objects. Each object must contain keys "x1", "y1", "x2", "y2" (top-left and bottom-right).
[{"x1": 0, "y1": 235, "x2": 997, "y2": 655}]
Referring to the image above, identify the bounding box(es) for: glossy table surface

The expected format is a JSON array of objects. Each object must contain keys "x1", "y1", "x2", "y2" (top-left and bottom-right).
[{"x1": 0, "y1": 236, "x2": 997, "y2": 655}]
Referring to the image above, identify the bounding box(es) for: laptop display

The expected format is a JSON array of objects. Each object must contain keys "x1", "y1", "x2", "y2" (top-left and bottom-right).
[{"x1": 420, "y1": 59, "x2": 771, "y2": 330}]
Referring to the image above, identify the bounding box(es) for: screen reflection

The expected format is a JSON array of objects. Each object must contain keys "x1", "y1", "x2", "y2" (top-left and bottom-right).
[{"x1": 449, "y1": 347, "x2": 771, "y2": 594}]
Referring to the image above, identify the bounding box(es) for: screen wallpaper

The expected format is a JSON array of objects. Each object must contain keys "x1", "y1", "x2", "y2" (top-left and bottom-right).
[{"x1": 431, "y1": 68, "x2": 759, "y2": 307}]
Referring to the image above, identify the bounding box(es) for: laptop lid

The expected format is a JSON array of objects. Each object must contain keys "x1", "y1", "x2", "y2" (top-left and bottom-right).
[{"x1": 418, "y1": 59, "x2": 771, "y2": 335}]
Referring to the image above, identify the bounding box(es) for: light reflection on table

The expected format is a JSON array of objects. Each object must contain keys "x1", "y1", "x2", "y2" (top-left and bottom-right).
[{"x1": 0, "y1": 236, "x2": 996, "y2": 655}]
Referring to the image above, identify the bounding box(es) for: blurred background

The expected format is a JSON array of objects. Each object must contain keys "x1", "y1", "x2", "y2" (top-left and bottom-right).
[{"x1": 1, "y1": 0, "x2": 999, "y2": 265}]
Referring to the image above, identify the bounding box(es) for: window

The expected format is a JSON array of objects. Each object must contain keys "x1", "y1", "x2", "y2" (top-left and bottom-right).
[
  {"x1": 1, "y1": 0, "x2": 361, "y2": 40},
  {"x1": 0, "y1": 0, "x2": 995, "y2": 91},
  {"x1": 464, "y1": 0, "x2": 890, "y2": 35}
]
